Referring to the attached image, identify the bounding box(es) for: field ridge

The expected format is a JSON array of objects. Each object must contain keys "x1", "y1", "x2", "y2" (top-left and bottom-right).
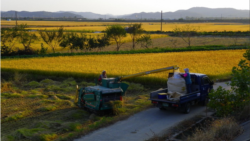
[{"x1": 2, "y1": 45, "x2": 249, "y2": 59}]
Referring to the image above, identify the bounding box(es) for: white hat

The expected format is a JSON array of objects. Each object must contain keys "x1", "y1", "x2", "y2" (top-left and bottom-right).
[{"x1": 184, "y1": 68, "x2": 189, "y2": 73}]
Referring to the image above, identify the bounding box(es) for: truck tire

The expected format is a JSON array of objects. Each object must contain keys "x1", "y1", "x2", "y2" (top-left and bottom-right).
[{"x1": 183, "y1": 103, "x2": 191, "y2": 114}]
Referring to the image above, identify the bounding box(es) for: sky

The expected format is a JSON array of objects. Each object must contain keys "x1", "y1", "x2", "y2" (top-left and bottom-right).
[{"x1": 1, "y1": 0, "x2": 249, "y2": 15}]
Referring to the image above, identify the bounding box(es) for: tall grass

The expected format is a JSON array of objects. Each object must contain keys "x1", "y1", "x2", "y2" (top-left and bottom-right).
[{"x1": 186, "y1": 118, "x2": 242, "y2": 141}]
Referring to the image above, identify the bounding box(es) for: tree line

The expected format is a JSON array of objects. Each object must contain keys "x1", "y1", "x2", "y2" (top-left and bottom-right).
[{"x1": 1, "y1": 24, "x2": 152, "y2": 56}]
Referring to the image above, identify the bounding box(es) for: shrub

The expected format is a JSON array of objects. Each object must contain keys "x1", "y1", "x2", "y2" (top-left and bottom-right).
[
  {"x1": 13, "y1": 128, "x2": 45, "y2": 140},
  {"x1": 208, "y1": 87, "x2": 235, "y2": 116},
  {"x1": 25, "y1": 81, "x2": 41, "y2": 88},
  {"x1": 40, "y1": 133, "x2": 58, "y2": 141},
  {"x1": 208, "y1": 49, "x2": 250, "y2": 116},
  {"x1": 40, "y1": 79, "x2": 54, "y2": 84}
]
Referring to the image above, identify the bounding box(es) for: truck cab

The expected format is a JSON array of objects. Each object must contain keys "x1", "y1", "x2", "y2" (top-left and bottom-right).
[{"x1": 150, "y1": 73, "x2": 214, "y2": 113}]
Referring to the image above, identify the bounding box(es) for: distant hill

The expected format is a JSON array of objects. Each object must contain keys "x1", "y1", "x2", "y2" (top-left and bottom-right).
[
  {"x1": 1, "y1": 7, "x2": 249, "y2": 19},
  {"x1": 1, "y1": 11, "x2": 83, "y2": 18},
  {"x1": 70, "y1": 12, "x2": 116, "y2": 19},
  {"x1": 120, "y1": 7, "x2": 250, "y2": 19}
]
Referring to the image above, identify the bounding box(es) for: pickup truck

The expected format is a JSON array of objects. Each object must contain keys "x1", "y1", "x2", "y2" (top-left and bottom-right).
[{"x1": 150, "y1": 73, "x2": 214, "y2": 113}]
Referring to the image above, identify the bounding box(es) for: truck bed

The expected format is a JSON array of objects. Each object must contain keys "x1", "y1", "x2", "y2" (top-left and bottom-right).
[
  {"x1": 150, "y1": 88, "x2": 200, "y2": 104},
  {"x1": 150, "y1": 97, "x2": 178, "y2": 104}
]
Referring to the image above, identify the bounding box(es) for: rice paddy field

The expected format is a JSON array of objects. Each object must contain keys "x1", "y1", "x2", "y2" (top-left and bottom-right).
[
  {"x1": 1, "y1": 50, "x2": 246, "y2": 83},
  {"x1": 2, "y1": 20, "x2": 250, "y2": 53},
  {"x1": 1, "y1": 20, "x2": 249, "y2": 141},
  {"x1": 2, "y1": 21, "x2": 250, "y2": 32}
]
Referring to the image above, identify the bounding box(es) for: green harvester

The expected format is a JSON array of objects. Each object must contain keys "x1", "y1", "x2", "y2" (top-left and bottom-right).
[{"x1": 75, "y1": 66, "x2": 179, "y2": 113}]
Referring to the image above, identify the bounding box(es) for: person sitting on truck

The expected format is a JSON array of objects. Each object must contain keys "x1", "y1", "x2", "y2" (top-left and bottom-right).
[
  {"x1": 98, "y1": 70, "x2": 107, "y2": 83},
  {"x1": 180, "y1": 68, "x2": 192, "y2": 93}
]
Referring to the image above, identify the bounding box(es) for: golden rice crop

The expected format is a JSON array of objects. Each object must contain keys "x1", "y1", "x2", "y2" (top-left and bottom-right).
[
  {"x1": 2, "y1": 21, "x2": 249, "y2": 32},
  {"x1": 27, "y1": 23, "x2": 250, "y2": 32},
  {"x1": 1, "y1": 50, "x2": 245, "y2": 84}
]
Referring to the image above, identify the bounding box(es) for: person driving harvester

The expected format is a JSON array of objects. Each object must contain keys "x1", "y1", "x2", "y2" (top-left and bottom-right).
[
  {"x1": 98, "y1": 70, "x2": 107, "y2": 84},
  {"x1": 179, "y1": 68, "x2": 192, "y2": 93}
]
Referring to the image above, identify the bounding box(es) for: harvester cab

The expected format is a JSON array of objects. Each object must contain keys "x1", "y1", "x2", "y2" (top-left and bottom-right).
[{"x1": 75, "y1": 65, "x2": 179, "y2": 113}]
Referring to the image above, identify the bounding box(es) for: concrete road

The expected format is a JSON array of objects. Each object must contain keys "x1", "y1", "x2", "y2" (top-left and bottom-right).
[
  {"x1": 213, "y1": 81, "x2": 231, "y2": 90},
  {"x1": 75, "y1": 82, "x2": 230, "y2": 141}
]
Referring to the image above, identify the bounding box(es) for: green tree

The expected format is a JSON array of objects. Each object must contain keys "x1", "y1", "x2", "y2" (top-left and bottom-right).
[
  {"x1": 38, "y1": 43, "x2": 48, "y2": 55},
  {"x1": 1, "y1": 28, "x2": 18, "y2": 55},
  {"x1": 60, "y1": 33, "x2": 110, "y2": 53},
  {"x1": 173, "y1": 24, "x2": 200, "y2": 47},
  {"x1": 60, "y1": 32, "x2": 80, "y2": 53},
  {"x1": 88, "y1": 35, "x2": 98, "y2": 50},
  {"x1": 127, "y1": 24, "x2": 144, "y2": 49},
  {"x1": 39, "y1": 27, "x2": 64, "y2": 53},
  {"x1": 136, "y1": 34, "x2": 152, "y2": 49},
  {"x1": 243, "y1": 49, "x2": 250, "y2": 61},
  {"x1": 105, "y1": 25, "x2": 126, "y2": 51},
  {"x1": 96, "y1": 34, "x2": 110, "y2": 51},
  {"x1": 79, "y1": 34, "x2": 90, "y2": 52},
  {"x1": 208, "y1": 49, "x2": 250, "y2": 116},
  {"x1": 18, "y1": 24, "x2": 38, "y2": 51}
]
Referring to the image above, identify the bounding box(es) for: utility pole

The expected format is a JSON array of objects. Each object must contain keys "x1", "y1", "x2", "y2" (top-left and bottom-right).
[
  {"x1": 15, "y1": 11, "x2": 18, "y2": 27},
  {"x1": 161, "y1": 11, "x2": 163, "y2": 32}
]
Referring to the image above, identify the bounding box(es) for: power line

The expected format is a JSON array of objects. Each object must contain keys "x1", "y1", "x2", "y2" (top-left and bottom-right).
[
  {"x1": 161, "y1": 11, "x2": 163, "y2": 32},
  {"x1": 15, "y1": 11, "x2": 18, "y2": 27}
]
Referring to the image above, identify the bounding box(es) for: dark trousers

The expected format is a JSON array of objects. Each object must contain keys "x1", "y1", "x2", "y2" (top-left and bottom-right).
[{"x1": 186, "y1": 84, "x2": 192, "y2": 93}]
